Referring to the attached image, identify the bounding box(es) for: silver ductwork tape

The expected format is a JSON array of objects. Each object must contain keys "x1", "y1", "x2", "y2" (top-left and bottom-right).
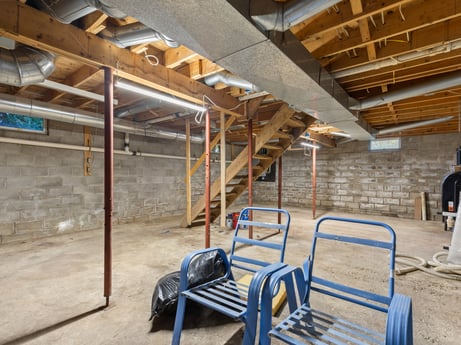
[
  {"x1": 205, "y1": 72, "x2": 261, "y2": 92},
  {"x1": 251, "y1": 0, "x2": 342, "y2": 32},
  {"x1": 0, "y1": 46, "x2": 55, "y2": 87},
  {"x1": 0, "y1": 93, "x2": 203, "y2": 144},
  {"x1": 100, "y1": 22, "x2": 179, "y2": 48},
  {"x1": 34, "y1": 0, "x2": 126, "y2": 24}
]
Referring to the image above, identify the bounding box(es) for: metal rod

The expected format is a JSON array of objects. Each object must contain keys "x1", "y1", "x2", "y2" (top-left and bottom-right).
[
  {"x1": 247, "y1": 118, "x2": 253, "y2": 239},
  {"x1": 205, "y1": 110, "x2": 211, "y2": 248},
  {"x1": 278, "y1": 156, "x2": 282, "y2": 224},
  {"x1": 312, "y1": 146, "x2": 317, "y2": 219},
  {"x1": 220, "y1": 112, "x2": 227, "y2": 228},
  {"x1": 185, "y1": 119, "x2": 192, "y2": 226},
  {"x1": 103, "y1": 66, "x2": 114, "y2": 306}
]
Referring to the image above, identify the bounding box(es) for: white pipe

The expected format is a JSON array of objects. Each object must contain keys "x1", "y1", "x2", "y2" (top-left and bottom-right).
[
  {"x1": 40, "y1": 79, "x2": 119, "y2": 105},
  {"x1": 0, "y1": 136, "x2": 191, "y2": 160}
]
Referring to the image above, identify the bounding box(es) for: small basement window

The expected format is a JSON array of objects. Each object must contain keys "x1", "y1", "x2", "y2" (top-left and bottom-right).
[{"x1": 369, "y1": 138, "x2": 401, "y2": 151}]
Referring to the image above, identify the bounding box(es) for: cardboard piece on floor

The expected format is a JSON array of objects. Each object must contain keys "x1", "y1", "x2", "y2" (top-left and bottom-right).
[{"x1": 237, "y1": 273, "x2": 286, "y2": 316}]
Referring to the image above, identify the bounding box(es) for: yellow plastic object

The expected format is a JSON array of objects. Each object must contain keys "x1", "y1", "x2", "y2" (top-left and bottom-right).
[{"x1": 237, "y1": 273, "x2": 286, "y2": 316}]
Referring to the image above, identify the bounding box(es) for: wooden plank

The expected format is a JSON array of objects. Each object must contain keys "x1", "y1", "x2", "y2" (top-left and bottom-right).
[
  {"x1": 82, "y1": 12, "x2": 108, "y2": 34},
  {"x1": 0, "y1": 1, "x2": 243, "y2": 115},
  {"x1": 414, "y1": 197, "x2": 422, "y2": 220},
  {"x1": 164, "y1": 46, "x2": 198, "y2": 69},
  {"x1": 313, "y1": 0, "x2": 461, "y2": 58},
  {"x1": 187, "y1": 105, "x2": 295, "y2": 223}
]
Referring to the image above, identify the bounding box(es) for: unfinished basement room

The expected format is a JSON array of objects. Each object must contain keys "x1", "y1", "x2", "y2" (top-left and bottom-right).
[{"x1": 0, "y1": 1, "x2": 460, "y2": 344}]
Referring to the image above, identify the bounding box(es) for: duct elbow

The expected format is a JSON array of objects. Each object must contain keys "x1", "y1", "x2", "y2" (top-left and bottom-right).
[
  {"x1": 99, "y1": 23, "x2": 179, "y2": 49},
  {"x1": 0, "y1": 46, "x2": 55, "y2": 87},
  {"x1": 204, "y1": 72, "x2": 261, "y2": 93}
]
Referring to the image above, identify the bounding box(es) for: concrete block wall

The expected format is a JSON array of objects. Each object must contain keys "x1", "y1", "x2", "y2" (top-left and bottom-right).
[
  {"x1": 254, "y1": 133, "x2": 461, "y2": 220},
  {"x1": 0, "y1": 121, "x2": 203, "y2": 244}
]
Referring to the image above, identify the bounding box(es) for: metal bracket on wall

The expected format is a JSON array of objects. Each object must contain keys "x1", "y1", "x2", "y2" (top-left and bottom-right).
[{"x1": 84, "y1": 126, "x2": 93, "y2": 176}]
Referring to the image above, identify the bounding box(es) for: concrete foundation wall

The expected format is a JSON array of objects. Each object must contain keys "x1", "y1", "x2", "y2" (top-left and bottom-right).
[
  {"x1": 254, "y1": 133, "x2": 461, "y2": 220},
  {"x1": 0, "y1": 121, "x2": 204, "y2": 244}
]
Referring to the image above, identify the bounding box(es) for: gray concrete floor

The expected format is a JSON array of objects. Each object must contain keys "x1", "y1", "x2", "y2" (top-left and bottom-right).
[{"x1": 0, "y1": 205, "x2": 459, "y2": 345}]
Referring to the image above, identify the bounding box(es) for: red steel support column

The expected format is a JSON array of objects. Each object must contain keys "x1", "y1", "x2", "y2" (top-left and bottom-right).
[
  {"x1": 312, "y1": 146, "x2": 317, "y2": 219},
  {"x1": 278, "y1": 156, "x2": 282, "y2": 224},
  {"x1": 103, "y1": 67, "x2": 114, "y2": 307},
  {"x1": 205, "y1": 110, "x2": 211, "y2": 248},
  {"x1": 247, "y1": 118, "x2": 253, "y2": 239}
]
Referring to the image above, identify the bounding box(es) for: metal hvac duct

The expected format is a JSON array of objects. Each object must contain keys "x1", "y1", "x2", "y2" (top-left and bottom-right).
[
  {"x1": 204, "y1": 72, "x2": 261, "y2": 92},
  {"x1": 0, "y1": 46, "x2": 55, "y2": 87},
  {"x1": 115, "y1": 99, "x2": 162, "y2": 118},
  {"x1": 351, "y1": 70, "x2": 461, "y2": 111},
  {"x1": 0, "y1": 93, "x2": 203, "y2": 143},
  {"x1": 377, "y1": 116, "x2": 453, "y2": 135},
  {"x1": 251, "y1": 0, "x2": 342, "y2": 32},
  {"x1": 34, "y1": 0, "x2": 126, "y2": 24},
  {"x1": 100, "y1": 22, "x2": 179, "y2": 48}
]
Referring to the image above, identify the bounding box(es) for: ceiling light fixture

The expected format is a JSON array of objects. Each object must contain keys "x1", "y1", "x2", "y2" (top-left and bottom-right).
[
  {"x1": 300, "y1": 141, "x2": 320, "y2": 149},
  {"x1": 115, "y1": 80, "x2": 206, "y2": 113}
]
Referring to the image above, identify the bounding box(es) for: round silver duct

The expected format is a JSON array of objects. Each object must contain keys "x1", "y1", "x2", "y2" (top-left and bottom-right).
[
  {"x1": 34, "y1": 0, "x2": 126, "y2": 24},
  {"x1": 0, "y1": 45, "x2": 55, "y2": 87}
]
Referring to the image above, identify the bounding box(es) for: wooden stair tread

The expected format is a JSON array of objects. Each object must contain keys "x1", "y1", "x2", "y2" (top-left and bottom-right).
[
  {"x1": 253, "y1": 154, "x2": 272, "y2": 160},
  {"x1": 262, "y1": 143, "x2": 283, "y2": 150},
  {"x1": 286, "y1": 117, "x2": 306, "y2": 128}
]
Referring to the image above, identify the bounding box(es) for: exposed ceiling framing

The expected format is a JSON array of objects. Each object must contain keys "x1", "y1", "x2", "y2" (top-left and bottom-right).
[{"x1": 0, "y1": 0, "x2": 460, "y2": 144}]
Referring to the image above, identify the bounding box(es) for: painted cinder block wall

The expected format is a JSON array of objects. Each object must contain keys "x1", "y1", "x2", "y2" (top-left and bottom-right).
[
  {"x1": 0, "y1": 121, "x2": 205, "y2": 244},
  {"x1": 253, "y1": 133, "x2": 461, "y2": 220}
]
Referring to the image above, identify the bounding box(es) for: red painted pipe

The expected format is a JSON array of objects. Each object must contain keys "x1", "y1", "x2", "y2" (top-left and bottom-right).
[
  {"x1": 103, "y1": 67, "x2": 114, "y2": 307},
  {"x1": 205, "y1": 110, "x2": 211, "y2": 248},
  {"x1": 312, "y1": 146, "x2": 317, "y2": 220},
  {"x1": 247, "y1": 118, "x2": 253, "y2": 239},
  {"x1": 278, "y1": 156, "x2": 282, "y2": 224}
]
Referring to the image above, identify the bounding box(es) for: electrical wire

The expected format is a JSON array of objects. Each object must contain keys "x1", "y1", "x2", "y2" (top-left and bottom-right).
[{"x1": 395, "y1": 252, "x2": 461, "y2": 281}]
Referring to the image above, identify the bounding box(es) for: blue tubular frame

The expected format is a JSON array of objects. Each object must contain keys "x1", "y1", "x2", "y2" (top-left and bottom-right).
[
  {"x1": 307, "y1": 216, "x2": 397, "y2": 311},
  {"x1": 266, "y1": 216, "x2": 413, "y2": 345},
  {"x1": 230, "y1": 207, "x2": 291, "y2": 270}
]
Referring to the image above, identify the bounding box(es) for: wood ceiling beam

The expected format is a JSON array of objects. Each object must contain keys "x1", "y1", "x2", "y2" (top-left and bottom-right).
[
  {"x1": 0, "y1": 1, "x2": 243, "y2": 116},
  {"x1": 350, "y1": 0, "x2": 376, "y2": 61},
  {"x1": 306, "y1": 132, "x2": 336, "y2": 148},
  {"x1": 164, "y1": 46, "x2": 198, "y2": 69},
  {"x1": 300, "y1": 0, "x2": 427, "y2": 46},
  {"x1": 328, "y1": 16, "x2": 461, "y2": 73},
  {"x1": 339, "y1": 50, "x2": 461, "y2": 86},
  {"x1": 43, "y1": 65, "x2": 100, "y2": 102},
  {"x1": 313, "y1": 0, "x2": 461, "y2": 58}
]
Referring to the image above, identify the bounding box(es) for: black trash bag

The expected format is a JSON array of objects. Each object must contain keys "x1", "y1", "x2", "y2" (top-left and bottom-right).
[
  {"x1": 187, "y1": 250, "x2": 226, "y2": 288},
  {"x1": 149, "y1": 250, "x2": 226, "y2": 324},
  {"x1": 149, "y1": 271, "x2": 181, "y2": 321}
]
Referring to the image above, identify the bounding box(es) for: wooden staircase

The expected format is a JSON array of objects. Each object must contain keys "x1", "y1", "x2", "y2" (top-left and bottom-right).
[{"x1": 181, "y1": 103, "x2": 315, "y2": 227}]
